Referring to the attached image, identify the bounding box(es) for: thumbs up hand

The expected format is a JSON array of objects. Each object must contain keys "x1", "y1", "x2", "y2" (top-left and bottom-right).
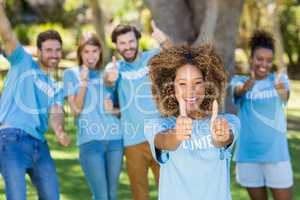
[
  {"x1": 105, "y1": 56, "x2": 119, "y2": 86},
  {"x1": 175, "y1": 98, "x2": 193, "y2": 139},
  {"x1": 162, "y1": 98, "x2": 192, "y2": 151},
  {"x1": 274, "y1": 69, "x2": 289, "y2": 102},
  {"x1": 210, "y1": 100, "x2": 231, "y2": 148},
  {"x1": 243, "y1": 69, "x2": 255, "y2": 91},
  {"x1": 80, "y1": 66, "x2": 89, "y2": 85},
  {"x1": 151, "y1": 20, "x2": 169, "y2": 46},
  {"x1": 274, "y1": 69, "x2": 285, "y2": 91}
]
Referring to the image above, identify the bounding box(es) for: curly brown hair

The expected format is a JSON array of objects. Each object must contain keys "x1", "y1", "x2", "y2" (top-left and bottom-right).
[
  {"x1": 149, "y1": 44, "x2": 227, "y2": 117},
  {"x1": 250, "y1": 30, "x2": 275, "y2": 57}
]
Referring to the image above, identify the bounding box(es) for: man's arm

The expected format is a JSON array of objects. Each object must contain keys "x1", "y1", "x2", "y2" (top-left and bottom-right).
[
  {"x1": 0, "y1": 1, "x2": 18, "y2": 56},
  {"x1": 49, "y1": 104, "x2": 71, "y2": 146},
  {"x1": 151, "y1": 20, "x2": 173, "y2": 49}
]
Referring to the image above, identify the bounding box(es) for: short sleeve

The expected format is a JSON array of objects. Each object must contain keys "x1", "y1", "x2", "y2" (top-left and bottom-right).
[
  {"x1": 146, "y1": 48, "x2": 160, "y2": 59},
  {"x1": 63, "y1": 69, "x2": 80, "y2": 97},
  {"x1": 229, "y1": 75, "x2": 246, "y2": 106},
  {"x1": 144, "y1": 117, "x2": 173, "y2": 164},
  {"x1": 6, "y1": 45, "x2": 32, "y2": 68},
  {"x1": 49, "y1": 85, "x2": 64, "y2": 108}
]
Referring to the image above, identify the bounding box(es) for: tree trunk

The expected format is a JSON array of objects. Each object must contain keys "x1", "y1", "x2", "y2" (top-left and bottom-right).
[
  {"x1": 145, "y1": 0, "x2": 244, "y2": 75},
  {"x1": 144, "y1": 0, "x2": 196, "y2": 44},
  {"x1": 270, "y1": 0, "x2": 286, "y2": 74},
  {"x1": 88, "y1": 0, "x2": 110, "y2": 64},
  {"x1": 145, "y1": 0, "x2": 244, "y2": 112}
]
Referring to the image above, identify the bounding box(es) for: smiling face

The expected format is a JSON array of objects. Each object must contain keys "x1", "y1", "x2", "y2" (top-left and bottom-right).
[
  {"x1": 115, "y1": 31, "x2": 139, "y2": 62},
  {"x1": 38, "y1": 39, "x2": 62, "y2": 70},
  {"x1": 80, "y1": 44, "x2": 101, "y2": 69},
  {"x1": 250, "y1": 47, "x2": 274, "y2": 80},
  {"x1": 175, "y1": 64, "x2": 205, "y2": 115}
]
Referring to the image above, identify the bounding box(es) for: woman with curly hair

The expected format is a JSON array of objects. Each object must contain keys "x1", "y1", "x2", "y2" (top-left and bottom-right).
[
  {"x1": 230, "y1": 30, "x2": 293, "y2": 200},
  {"x1": 144, "y1": 44, "x2": 240, "y2": 200}
]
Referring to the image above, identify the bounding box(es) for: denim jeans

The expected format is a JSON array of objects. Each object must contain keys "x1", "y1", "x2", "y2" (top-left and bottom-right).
[
  {"x1": 79, "y1": 140, "x2": 123, "y2": 200},
  {"x1": 0, "y1": 128, "x2": 59, "y2": 200}
]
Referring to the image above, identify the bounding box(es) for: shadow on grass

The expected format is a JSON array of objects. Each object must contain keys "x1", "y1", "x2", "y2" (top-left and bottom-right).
[
  {"x1": 288, "y1": 135, "x2": 300, "y2": 198},
  {"x1": 287, "y1": 109, "x2": 300, "y2": 132}
]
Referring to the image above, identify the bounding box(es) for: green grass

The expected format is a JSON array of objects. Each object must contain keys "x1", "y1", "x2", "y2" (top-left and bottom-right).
[{"x1": 1, "y1": 81, "x2": 300, "y2": 200}]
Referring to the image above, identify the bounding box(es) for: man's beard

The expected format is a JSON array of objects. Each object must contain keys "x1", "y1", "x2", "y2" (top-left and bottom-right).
[
  {"x1": 40, "y1": 57, "x2": 60, "y2": 70},
  {"x1": 119, "y1": 48, "x2": 138, "y2": 62}
]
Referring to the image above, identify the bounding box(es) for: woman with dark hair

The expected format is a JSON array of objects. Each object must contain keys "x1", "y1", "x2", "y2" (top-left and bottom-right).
[
  {"x1": 145, "y1": 44, "x2": 240, "y2": 200},
  {"x1": 230, "y1": 30, "x2": 293, "y2": 200},
  {"x1": 63, "y1": 33, "x2": 123, "y2": 200}
]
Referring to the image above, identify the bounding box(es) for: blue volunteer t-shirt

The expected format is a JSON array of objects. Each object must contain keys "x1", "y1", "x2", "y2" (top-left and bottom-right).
[
  {"x1": 230, "y1": 73, "x2": 290, "y2": 163},
  {"x1": 63, "y1": 67, "x2": 121, "y2": 146},
  {"x1": 0, "y1": 45, "x2": 63, "y2": 141},
  {"x1": 145, "y1": 114, "x2": 240, "y2": 200},
  {"x1": 106, "y1": 49, "x2": 160, "y2": 146}
]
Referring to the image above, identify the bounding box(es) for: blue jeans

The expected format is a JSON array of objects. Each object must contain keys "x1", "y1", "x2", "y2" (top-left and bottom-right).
[
  {"x1": 79, "y1": 140, "x2": 123, "y2": 200},
  {"x1": 0, "y1": 128, "x2": 59, "y2": 200}
]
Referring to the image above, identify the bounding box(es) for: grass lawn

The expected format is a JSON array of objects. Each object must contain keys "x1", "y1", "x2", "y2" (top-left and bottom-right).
[{"x1": 0, "y1": 81, "x2": 300, "y2": 200}]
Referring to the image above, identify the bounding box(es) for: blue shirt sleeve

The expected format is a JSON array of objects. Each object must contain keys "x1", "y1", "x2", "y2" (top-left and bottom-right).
[
  {"x1": 63, "y1": 69, "x2": 80, "y2": 97},
  {"x1": 146, "y1": 48, "x2": 160, "y2": 59},
  {"x1": 6, "y1": 45, "x2": 32, "y2": 69},
  {"x1": 144, "y1": 117, "x2": 172, "y2": 164},
  {"x1": 48, "y1": 85, "x2": 64, "y2": 108}
]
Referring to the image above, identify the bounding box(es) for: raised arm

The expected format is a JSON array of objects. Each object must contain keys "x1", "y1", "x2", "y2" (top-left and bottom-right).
[
  {"x1": 151, "y1": 20, "x2": 173, "y2": 49},
  {"x1": 155, "y1": 98, "x2": 192, "y2": 151},
  {"x1": 234, "y1": 71, "x2": 255, "y2": 97},
  {"x1": 274, "y1": 71, "x2": 290, "y2": 102},
  {"x1": 0, "y1": 1, "x2": 18, "y2": 55}
]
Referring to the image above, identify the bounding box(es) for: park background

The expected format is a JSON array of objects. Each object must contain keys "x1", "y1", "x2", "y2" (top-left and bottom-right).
[{"x1": 0, "y1": 0, "x2": 299, "y2": 199}]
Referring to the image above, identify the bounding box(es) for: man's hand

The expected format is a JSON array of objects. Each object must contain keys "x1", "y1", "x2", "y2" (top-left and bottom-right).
[
  {"x1": 55, "y1": 126, "x2": 71, "y2": 147},
  {"x1": 151, "y1": 20, "x2": 172, "y2": 48},
  {"x1": 104, "y1": 56, "x2": 119, "y2": 86}
]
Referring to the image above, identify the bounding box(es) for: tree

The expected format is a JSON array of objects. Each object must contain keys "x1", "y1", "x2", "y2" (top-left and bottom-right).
[
  {"x1": 88, "y1": 0, "x2": 110, "y2": 62},
  {"x1": 144, "y1": 0, "x2": 244, "y2": 111},
  {"x1": 144, "y1": 0, "x2": 244, "y2": 76}
]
